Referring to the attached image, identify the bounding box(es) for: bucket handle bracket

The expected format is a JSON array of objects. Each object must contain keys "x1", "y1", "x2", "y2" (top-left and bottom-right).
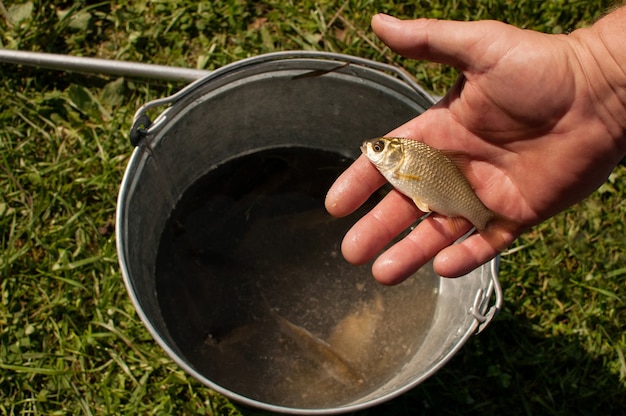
[
  {"x1": 470, "y1": 258, "x2": 503, "y2": 334},
  {"x1": 130, "y1": 114, "x2": 152, "y2": 146}
]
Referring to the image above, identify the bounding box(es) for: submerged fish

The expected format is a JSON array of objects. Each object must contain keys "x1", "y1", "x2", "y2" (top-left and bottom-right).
[
  {"x1": 361, "y1": 137, "x2": 493, "y2": 230},
  {"x1": 275, "y1": 314, "x2": 363, "y2": 386}
]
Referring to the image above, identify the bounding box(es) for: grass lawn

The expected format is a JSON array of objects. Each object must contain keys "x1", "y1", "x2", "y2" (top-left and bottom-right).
[{"x1": 1, "y1": 0, "x2": 625, "y2": 414}]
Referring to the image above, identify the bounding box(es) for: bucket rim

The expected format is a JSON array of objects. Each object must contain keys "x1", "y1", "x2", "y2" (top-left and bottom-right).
[{"x1": 128, "y1": 50, "x2": 436, "y2": 145}]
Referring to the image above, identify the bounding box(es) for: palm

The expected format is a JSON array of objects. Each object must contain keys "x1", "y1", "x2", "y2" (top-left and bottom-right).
[{"x1": 421, "y1": 26, "x2": 613, "y2": 223}]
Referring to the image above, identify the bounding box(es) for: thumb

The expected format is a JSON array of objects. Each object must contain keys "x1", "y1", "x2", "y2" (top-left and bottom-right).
[{"x1": 371, "y1": 14, "x2": 509, "y2": 71}]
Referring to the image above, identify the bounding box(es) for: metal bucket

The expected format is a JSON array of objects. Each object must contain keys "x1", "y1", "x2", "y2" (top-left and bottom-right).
[{"x1": 116, "y1": 51, "x2": 501, "y2": 414}]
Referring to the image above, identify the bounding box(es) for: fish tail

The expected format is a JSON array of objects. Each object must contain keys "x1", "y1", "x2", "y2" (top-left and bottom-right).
[{"x1": 478, "y1": 214, "x2": 520, "y2": 252}]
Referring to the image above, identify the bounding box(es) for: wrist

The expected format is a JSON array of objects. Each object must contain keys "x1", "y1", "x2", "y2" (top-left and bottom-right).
[{"x1": 568, "y1": 6, "x2": 626, "y2": 155}]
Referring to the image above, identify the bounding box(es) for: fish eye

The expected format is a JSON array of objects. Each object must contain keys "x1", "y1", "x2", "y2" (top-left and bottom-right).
[{"x1": 372, "y1": 140, "x2": 385, "y2": 153}]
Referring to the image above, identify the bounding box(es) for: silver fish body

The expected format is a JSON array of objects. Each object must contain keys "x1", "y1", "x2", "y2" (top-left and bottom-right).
[
  {"x1": 275, "y1": 314, "x2": 363, "y2": 386},
  {"x1": 361, "y1": 137, "x2": 493, "y2": 230}
]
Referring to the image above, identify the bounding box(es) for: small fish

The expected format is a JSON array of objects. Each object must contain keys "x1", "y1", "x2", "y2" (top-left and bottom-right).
[
  {"x1": 275, "y1": 314, "x2": 363, "y2": 386},
  {"x1": 361, "y1": 137, "x2": 494, "y2": 230}
]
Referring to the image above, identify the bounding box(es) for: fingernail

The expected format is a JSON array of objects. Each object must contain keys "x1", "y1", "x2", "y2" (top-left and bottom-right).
[{"x1": 375, "y1": 13, "x2": 399, "y2": 22}]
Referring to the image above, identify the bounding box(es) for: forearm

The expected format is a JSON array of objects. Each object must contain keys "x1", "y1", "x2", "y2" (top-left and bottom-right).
[{"x1": 569, "y1": 6, "x2": 626, "y2": 155}]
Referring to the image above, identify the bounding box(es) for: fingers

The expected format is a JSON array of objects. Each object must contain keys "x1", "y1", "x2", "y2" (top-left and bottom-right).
[
  {"x1": 325, "y1": 155, "x2": 386, "y2": 218},
  {"x1": 371, "y1": 14, "x2": 508, "y2": 71},
  {"x1": 433, "y1": 234, "x2": 500, "y2": 278},
  {"x1": 432, "y1": 216, "x2": 520, "y2": 277},
  {"x1": 339, "y1": 191, "x2": 504, "y2": 282},
  {"x1": 341, "y1": 190, "x2": 422, "y2": 265},
  {"x1": 373, "y1": 219, "x2": 508, "y2": 282},
  {"x1": 372, "y1": 216, "x2": 472, "y2": 284},
  {"x1": 345, "y1": 204, "x2": 507, "y2": 283},
  {"x1": 328, "y1": 154, "x2": 514, "y2": 281}
]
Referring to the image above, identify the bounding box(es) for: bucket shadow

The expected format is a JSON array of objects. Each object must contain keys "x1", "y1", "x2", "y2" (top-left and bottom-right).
[{"x1": 237, "y1": 309, "x2": 625, "y2": 415}]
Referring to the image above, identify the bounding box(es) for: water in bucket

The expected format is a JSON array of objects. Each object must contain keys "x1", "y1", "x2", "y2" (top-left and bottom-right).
[{"x1": 154, "y1": 147, "x2": 439, "y2": 408}]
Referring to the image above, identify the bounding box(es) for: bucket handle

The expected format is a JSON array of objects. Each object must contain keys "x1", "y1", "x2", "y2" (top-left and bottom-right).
[
  {"x1": 471, "y1": 257, "x2": 503, "y2": 334},
  {"x1": 128, "y1": 51, "x2": 436, "y2": 146}
]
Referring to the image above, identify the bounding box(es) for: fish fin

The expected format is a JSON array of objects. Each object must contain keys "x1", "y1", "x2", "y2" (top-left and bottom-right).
[
  {"x1": 440, "y1": 150, "x2": 470, "y2": 169},
  {"x1": 440, "y1": 150, "x2": 478, "y2": 185},
  {"x1": 448, "y1": 216, "x2": 472, "y2": 235},
  {"x1": 393, "y1": 172, "x2": 421, "y2": 181},
  {"x1": 411, "y1": 197, "x2": 430, "y2": 213},
  {"x1": 477, "y1": 214, "x2": 520, "y2": 252}
]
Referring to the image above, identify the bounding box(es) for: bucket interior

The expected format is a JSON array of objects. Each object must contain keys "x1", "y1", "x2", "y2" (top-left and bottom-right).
[{"x1": 117, "y1": 55, "x2": 491, "y2": 413}]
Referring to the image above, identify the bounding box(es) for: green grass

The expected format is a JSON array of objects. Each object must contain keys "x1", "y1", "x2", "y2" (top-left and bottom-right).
[{"x1": 1, "y1": 0, "x2": 625, "y2": 415}]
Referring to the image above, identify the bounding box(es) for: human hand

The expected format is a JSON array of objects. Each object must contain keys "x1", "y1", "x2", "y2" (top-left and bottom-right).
[{"x1": 326, "y1": 11, "x2": 626, "y2": 283}]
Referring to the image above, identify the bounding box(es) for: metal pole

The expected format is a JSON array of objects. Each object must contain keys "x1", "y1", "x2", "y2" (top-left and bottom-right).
[{"x1": 0, "y1": 49, "x2": 210, "y2": 82}]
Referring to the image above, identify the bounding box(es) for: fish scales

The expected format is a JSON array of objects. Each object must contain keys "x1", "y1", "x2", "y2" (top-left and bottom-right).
[{"x1": 361, "y1": 137, "x2": 493, "y2": 230}]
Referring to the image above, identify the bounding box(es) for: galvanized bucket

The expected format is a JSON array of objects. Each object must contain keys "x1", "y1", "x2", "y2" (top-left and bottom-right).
[{"x1": 116, "y1": 51, "x2": 501, "y2": 414}]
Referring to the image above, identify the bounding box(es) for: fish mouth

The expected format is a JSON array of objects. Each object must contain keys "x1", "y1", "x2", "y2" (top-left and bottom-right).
[{"x1": 359, "y1": 143, "x2": 368, "y2": 154}]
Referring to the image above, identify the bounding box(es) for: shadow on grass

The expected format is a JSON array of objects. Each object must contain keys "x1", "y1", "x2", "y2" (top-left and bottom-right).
[{"x1": 238, "y1": 311, "x2": 625, "y2": 416}]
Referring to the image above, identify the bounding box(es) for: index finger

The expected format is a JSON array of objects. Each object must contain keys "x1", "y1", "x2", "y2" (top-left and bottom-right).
[
  {"x1": 325, "y1": 155, "x2": 386, "y2": 217},
  {"x1": 325, "y1": 111, "x2": 428, "y2": 218}
]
